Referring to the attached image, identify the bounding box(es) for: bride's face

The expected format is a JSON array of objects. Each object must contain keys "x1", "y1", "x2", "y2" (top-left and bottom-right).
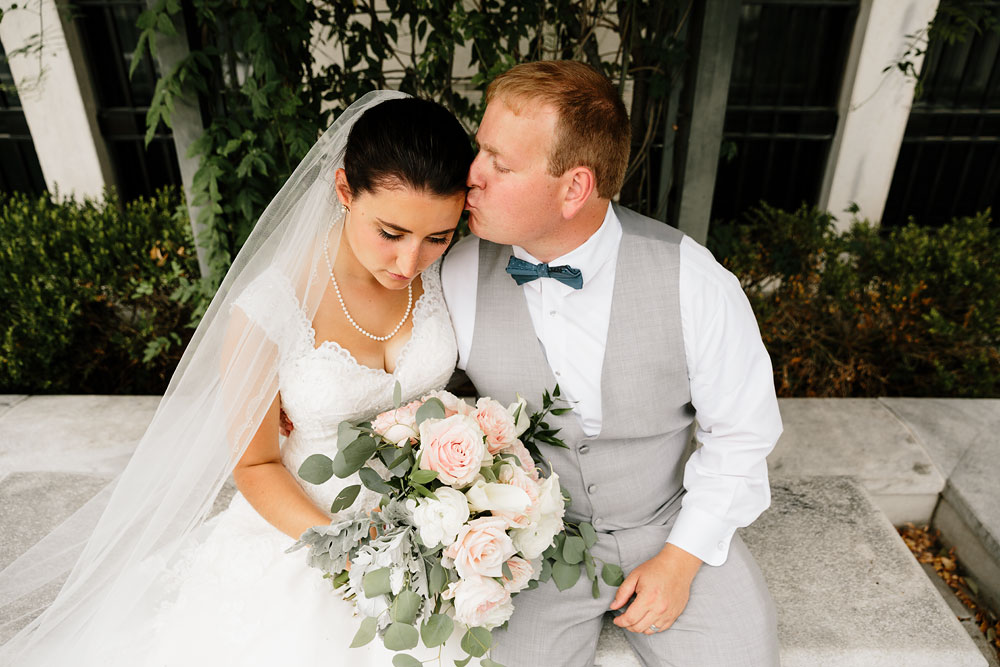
[{"x1": 335, "y1": 169, "x2": 465, "y2": 289}]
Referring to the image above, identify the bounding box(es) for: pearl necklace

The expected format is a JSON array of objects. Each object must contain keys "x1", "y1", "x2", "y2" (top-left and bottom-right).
[{"x1": 323, "y1": 221, "x2": 413, "y2": 342}]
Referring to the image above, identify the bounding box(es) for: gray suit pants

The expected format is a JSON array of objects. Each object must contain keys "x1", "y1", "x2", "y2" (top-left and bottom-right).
[{"x1": 492, "y1": 521, "x2": 779, "y2": 667}]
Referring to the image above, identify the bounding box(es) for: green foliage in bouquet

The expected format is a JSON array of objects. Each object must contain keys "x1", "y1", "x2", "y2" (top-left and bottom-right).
[
  {"x1": 0, "y1": 189, "x2": 213, "y2": 393},
  {"x1": 291, "y1": 385, "x2": 625, "y2": 666},
  {"x1": 709, "y1": 204, "x2": 1000, "y2": 397}
]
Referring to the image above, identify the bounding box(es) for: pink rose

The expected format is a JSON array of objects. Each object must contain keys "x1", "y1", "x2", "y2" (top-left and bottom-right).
[
  {"x1": 422, "y1": 389, "x2": 474, "y2": 418},
  {"x1": 443, "y1": 516, "x2": 517, "y2": 579},
  {"x1": 417, "y1": 415, "x2": 490, "y2": 487},
  {"x1": 500, "y1": 439, "x2": 539, "y2": 480},
  {"x1": 474, "y1": 398, "x2": 518, "y2": 454},
  {"x1": 372, "y1": 400, "x2": 421, "y2": 446},
  {"x1": 501, "y1": 556, "x2": 534, "y2": 594},
  {"x1": 444, "y1": 575, "x2": 514, "y2": 629}
]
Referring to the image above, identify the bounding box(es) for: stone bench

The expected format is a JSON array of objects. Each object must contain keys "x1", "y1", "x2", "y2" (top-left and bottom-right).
[{"x1": 0, "y1": 395, "x2": 992, "y2": 664}]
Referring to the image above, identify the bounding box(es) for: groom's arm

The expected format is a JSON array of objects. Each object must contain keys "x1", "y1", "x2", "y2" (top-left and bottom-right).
[{"x1": 613, "y1": 236, "x2": 781, "y2": 634}]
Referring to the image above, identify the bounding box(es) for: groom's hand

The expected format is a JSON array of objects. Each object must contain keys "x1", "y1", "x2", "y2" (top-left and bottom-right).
[{"x1": 609, "y1": 543, "x2": 702, "y2": 635}]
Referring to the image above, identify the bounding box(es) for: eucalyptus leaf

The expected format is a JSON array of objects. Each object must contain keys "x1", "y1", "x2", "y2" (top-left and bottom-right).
[
  {"x1": 362, "y1": 567, "x2": 392, "y2": 597},
  {"x1": 332, "y1": 450, "x2": 352, "y2": 478},
  {"x1": 551, "y1": 560, "x2": 581, "y2": 591},
  {"x1": 481, "y1": 659, "x2": 506, "y2": 667},
  {"x1": 393, "y1": 381, "x2": 402, "y2": 408},
  {"x1": 415, "y1": 398, "x2": 446, "y2": 425},
  {"x1": 297, "y1": 454, "x2": 333, "y2": 485},
  {"x1": 391, "y1": 589, "x2": 421, "y2": 625},
  {"x1": 383, "y1": 622, "x2": 419, "y2": 651},
  {"x1": 592, "y1": 577, "x2": 601, "y2": 599},
  {"x1": 502, "y1": 561, "x2": 513, "y2": 580},
  {"x1": 359, "y1": 467, "x2": 394, "y2": 494},
  {"x1": 421, "y1": 613, "x2": 454, "y2": 648},
  {"x1": 393, "y1": 655, "x2": 422, "y2": 667},
  {"x1": 329, "y1": 484, "x2": 361, "y2": 513},
  {"x1": 538, "y1": 558, "x2": 552, "y2": 582},
  {"x1": 429, "y1": 561, "x2": 447, "y2": 594},
  {"x1": 562, "y1": 535, "x2": 585, "y2": 565},
  {"x1": 333, "y1": 435, "x2": 377, "y2": 477},
  {"x1": 349, "y1": 616, "x2": 377, "y2": 648},
  {"x1": 338, "y1": 420, "x2": 359, "y2": 449},
  {"x1": 584, "y1": 551, "x2": 596, "y2": 580},
  {"x1": 412, "y1": 483, "x2": 439, "y2": 501},
  {"x1": 410, "y1": 469, "x2": 439, "y2": 485},
  {"x1": 601, "y1": 563, "x2": 625, "y2": 586},
  {"x1": 460, "y1": 627, "x2": 492, "y2": 658},
  {"x1": 579, "y1": 522, "x2": 598, "y2": 549},
  {"x1": 454, "y1": 658, "x2": 471, "y2": 667}
]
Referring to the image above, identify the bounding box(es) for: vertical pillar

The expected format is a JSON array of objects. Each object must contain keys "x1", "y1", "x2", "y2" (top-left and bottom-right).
[
  {"x1": 673, "y1": 0, "x2": 741, "y2": 245},
  {"x1": 820, "y1": 0, "x2": 942, "y2": 229},
  {"x1": 146, "y1": 1, "x2": 209, "y2": 277},
  {"x1": 0, "y1": 0, "x2": 112, "y2": 198}
]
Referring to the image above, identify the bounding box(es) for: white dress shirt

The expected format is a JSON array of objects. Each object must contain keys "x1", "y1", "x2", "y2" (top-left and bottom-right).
[{"x1": 441, "y1": 204, "x2": 782, "y2": 566}]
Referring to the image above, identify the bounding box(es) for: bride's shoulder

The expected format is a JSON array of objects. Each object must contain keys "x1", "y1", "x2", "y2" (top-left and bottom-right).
[{"x1": 229, "y1": 268, "x2": 311, "y2": 347}]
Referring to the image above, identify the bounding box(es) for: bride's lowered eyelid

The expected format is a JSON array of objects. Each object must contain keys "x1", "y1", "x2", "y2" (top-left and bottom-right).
[{"x1": 377, "y1": 228, "x2": 450, "y2": 244}]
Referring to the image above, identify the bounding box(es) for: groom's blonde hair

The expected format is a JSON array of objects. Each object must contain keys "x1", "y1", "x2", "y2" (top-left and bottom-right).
[{"x1": 486, "y1": 60, "x2": 631, "y2": 199}]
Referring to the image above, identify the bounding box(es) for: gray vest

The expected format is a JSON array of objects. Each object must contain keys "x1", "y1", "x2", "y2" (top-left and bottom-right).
[{"x1": 465, "y1": 204, "x2": 695, "y2": 532}]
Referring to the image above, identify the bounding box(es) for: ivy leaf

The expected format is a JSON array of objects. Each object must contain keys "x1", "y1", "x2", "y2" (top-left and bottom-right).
[
  {"x1": 460, "y1": 627, "x2": 492, "y2": 657},
  {"x1": 329, "y1": 484, "x2": 361, "y2": 513},
  {"x1": 601, "y1": 563, "x2": 625, "y2": 587},
  {"x1": 383, "y1": 622, "x2": 419, "y2": 651},
  {"x1": 551, "y1": 560, "x2": 581, "y2": 591},
  {"x1": 421, "y1": 612, "x2": 454, "y2": 648},
  {"x1": 298, "y1": 454, "x2": 334, "y2": 484},
  {"x1": 362, "y1": 567, "x2": 392, "y2": 597},
  {"x1": 349, "y1": 616, "x2": 377, "y2": 648}
]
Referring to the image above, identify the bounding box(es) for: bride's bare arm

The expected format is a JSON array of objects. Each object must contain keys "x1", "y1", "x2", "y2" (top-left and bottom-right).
[{"x1": 232, "y1": 392, "x2": 331, "y2": 539}]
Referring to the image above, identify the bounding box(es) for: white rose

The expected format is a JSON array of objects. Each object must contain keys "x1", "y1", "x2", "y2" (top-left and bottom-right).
[
  {"x1": 447, "y1": 575, "x2": 514, "y2": 629},
  {"x1": 537, "y1": 472, "x2": 565, "y2": 519},
  {"x1": 510, "y1": 512, "x2": 563, "y2": 560},
  {"x1": 507, "y1": 394, "x2": 530, "y2": 437},
  {"x1": 408, "y1": 487, "x2": 470, "y2": 549},
  {"x1": 465, "y1": 478, "x2": 531, "y2": 515},
  {"x1": 443, "y1": 516, "x2": 517, "y2": 579}
]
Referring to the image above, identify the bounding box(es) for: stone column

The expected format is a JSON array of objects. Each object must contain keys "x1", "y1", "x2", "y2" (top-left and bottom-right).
[
  {"x1": 819, "y1": 0, "x2": 942, "y2": 230},
  {"x1": 0, "y1": 0, "x2": 113, "y2": 198}
]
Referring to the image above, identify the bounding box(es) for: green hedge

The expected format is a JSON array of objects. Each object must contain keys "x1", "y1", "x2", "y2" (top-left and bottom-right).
[
  {"x1": 0, "y1": 190, "x2": 209, "y2": 394},
  {"x1": 709, "y1": 204, "x2": 1000, "y2": 397}
]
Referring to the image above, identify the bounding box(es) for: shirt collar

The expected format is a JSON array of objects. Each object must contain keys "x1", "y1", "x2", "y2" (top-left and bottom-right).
[{"x1": 511, "y1": 203, "x2": 622, "y2": 291}]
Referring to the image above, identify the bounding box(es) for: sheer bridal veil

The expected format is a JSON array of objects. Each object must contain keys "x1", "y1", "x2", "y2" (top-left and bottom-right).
[{"x1": 0, "y1": 89, "x2": 408, "y2": 664}]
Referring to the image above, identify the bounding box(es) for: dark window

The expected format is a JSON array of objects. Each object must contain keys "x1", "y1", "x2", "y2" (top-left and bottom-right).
[
  {"x1": 883, "y1": 3, "x2": 1000, "y2": 227},
  {"x1": 712, "y1": 0, "x2": 859, "y2": 222},
  {"x1": 70, "y1": 0, "x2": 182, "y2": 201},
  {"x1": 0, "y1": 41, "x2": 46, "y2": 195}
]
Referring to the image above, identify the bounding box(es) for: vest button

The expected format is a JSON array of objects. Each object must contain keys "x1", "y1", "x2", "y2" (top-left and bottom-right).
[
  {"x1": 587, "y1": 484, "x2": 597, "y2": 494},
  {"x1": 579, "y1": 445, "x2": 590, "y2": 455},
  {"x1": 593, "y1": 517, "x2": 604, "y2": 527}
]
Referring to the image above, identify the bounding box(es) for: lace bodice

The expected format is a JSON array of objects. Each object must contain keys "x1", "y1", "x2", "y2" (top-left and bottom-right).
[{"x1": 232, "y1": 260, "x2": 457, "y2": 512}]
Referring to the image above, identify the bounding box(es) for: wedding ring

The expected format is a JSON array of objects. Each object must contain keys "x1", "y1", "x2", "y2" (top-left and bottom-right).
[{"x1": 649, "y1": 624, "x2": 659, "y2": 632}]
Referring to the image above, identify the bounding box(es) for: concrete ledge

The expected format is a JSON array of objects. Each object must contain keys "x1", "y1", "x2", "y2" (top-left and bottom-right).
[{"x1": 772, "y1": 399, "x2": 944, "y2": 524}]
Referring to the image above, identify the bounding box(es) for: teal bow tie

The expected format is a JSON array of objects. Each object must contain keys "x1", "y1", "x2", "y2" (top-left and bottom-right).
[{"x1": 505, "y1": 256, "x2": 583, "y2": 289}]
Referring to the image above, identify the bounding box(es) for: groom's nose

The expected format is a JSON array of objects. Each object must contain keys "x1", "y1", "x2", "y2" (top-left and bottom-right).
[{"x1": 467, "y1": 152, "x2": 486, "y2": 189}]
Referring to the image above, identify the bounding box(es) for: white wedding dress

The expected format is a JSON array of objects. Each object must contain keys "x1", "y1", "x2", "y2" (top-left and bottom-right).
[{"x1": 103, "y1": 260, "x2": 468, "y2": 666}]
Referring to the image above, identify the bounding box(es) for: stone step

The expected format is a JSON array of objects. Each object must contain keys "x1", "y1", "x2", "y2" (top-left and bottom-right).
[{"x1": 1, "y1": 471, "x2": 985, "y2": 665}]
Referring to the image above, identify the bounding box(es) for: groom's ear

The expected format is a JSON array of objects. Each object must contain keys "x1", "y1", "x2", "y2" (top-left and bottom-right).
[{"x1": 560, "y1": 166, "x2": 597, "y2": 219}]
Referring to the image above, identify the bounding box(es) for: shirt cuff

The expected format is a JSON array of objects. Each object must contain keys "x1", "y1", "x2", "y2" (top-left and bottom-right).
[{"x1": 666, "y1": 505, "x2": 738, "y2": 567}]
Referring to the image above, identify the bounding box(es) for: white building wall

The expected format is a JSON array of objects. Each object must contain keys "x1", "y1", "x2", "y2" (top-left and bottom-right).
[
  {"x1": 0, "y1": 0, "x2": 110, "y2": 199},
  {"x1": 820, "y1": 0, "x2": 941, "y2": 229}
]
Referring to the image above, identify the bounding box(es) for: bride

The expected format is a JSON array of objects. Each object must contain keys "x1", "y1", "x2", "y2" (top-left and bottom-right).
[{"x1": 0, "y1": 91, "x2": 475, "y2": 665}]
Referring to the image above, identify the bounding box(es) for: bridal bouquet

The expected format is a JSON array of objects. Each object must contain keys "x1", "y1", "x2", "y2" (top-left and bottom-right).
[{"x1": 290, "y1": 386, "x2": 623, "y2": 666}]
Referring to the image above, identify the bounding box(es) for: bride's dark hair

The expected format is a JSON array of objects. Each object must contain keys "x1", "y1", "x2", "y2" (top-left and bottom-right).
[{"x1": 343, "y1": 97, "x2": 473, "y2": 197}]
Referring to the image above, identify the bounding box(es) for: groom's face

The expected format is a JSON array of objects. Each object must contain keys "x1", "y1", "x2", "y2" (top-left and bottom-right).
[{"x1": 466, "y1": 98, "x2": 564, "y2": 250}]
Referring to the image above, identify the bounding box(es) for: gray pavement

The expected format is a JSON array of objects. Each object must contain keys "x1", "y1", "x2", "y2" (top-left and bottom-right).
[{"x1": 1, "y1": 395, "x2": 997, "y2": 665}]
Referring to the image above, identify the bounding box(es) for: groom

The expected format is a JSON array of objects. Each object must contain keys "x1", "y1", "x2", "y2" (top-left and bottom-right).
[{"x1": 441, "y1": 61, "x2": 782, "y2": 666}]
